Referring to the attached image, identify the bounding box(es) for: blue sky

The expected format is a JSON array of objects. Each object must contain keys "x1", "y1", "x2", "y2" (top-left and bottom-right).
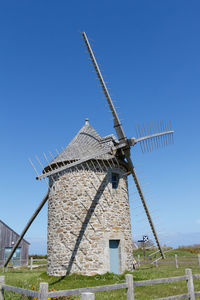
[{"x1": 0, "y1": 1, "x2": 200, "y2": 254}]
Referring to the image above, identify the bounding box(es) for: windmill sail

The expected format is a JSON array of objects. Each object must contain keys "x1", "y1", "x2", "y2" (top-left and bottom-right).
[{"x1": 36, "y1": 147, "x2": 113, "y2": 180}]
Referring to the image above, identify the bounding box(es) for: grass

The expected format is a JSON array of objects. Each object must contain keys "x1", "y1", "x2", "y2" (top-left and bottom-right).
[
  {"x1": 133, "y1": 247, "x2": 198, "y2": 258},
  {"x1": 1, "y1": 249, "x2": 200, "y2": 299}
]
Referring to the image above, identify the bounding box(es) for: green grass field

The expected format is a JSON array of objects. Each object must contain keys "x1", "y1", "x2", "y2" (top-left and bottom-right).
[
  {"x1": 1, "y1": 249, "x2": 200, "y2": 299},
  {"x1": 132, "y1": 247, "x2": 198, "y2": 257}
]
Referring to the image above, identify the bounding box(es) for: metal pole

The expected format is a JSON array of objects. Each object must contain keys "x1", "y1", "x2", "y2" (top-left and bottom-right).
[{"x1": 4, "y1": 191, "x2": 49, "y2": 267}]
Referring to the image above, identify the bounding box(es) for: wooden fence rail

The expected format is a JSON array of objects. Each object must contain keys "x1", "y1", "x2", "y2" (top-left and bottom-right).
[
  {"x1": 0, "y1": 269, "x2": 200, "y2": 299},
  {"x1": 136, "y1": 254, "x2": 200, "y2": 269},
  {"x1": 29, "y1": 257, "x2": 47, "y2": 270},
  {"x1": 48, "y1": 282, "x2": 128, "y2": 297},
  {"x1": 0, "y1": 274, "x2": 133, "y2": 300}
]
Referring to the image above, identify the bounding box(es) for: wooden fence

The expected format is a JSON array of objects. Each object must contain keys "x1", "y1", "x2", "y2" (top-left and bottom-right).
[
  {"x1": 0, "y1": 258, "x2": 46, "y2": 272},
  {"x1": 0, "y1": 259, "x2": 28, "y2": 268},
  {"x1": 0, "y1": 274, "x2": 132, "y2": 300},
  {"x1": 29, "y1": 258, "x2": 47, "y2": 270},
  {"x1": 1, "y1": 269, "x2": 200, "y2": 299},
  {"x1": 136, "y1": 254, "x2": 200, "y2": 269}
]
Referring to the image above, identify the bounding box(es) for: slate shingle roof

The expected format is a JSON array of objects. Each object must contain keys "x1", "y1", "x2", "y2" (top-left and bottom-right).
[{"x1": 49, "y1": 120, "x2": 119, "y2": 167}]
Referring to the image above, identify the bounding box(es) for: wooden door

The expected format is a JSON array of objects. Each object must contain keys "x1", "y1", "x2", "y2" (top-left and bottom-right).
[{"x1": 109, "y1": 240, "x2": 120, "y2": 274}]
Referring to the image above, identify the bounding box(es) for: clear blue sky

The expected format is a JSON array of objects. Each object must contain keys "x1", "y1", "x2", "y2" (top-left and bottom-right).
[{"x1": 0, "y1": 1, "x2": 200, "y2": 254}]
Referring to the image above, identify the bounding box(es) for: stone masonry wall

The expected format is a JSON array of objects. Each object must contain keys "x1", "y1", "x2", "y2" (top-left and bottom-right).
[{"x1": 47, "y1": 160, "x2": 133, "y2": 276}]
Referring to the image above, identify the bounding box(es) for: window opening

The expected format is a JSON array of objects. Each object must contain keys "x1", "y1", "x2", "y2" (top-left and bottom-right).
[
  {"x1": 112, "y1": 173, "x2": 119, "y2": 189},
  {"x1": 4, "y1": 247, "x2": 21, "y2": 266}
]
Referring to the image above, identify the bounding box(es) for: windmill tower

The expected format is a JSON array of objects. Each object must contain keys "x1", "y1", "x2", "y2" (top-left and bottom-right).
[
  {"x1": 4, "y1": 32, "x2": 174, "y2": 276},
  {"x1": 47, "y1": 120, "x2": 133, "y2": 275}
]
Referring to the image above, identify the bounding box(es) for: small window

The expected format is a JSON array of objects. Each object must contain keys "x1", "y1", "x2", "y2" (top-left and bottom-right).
[
  {"x1": 4, "y1": 247, "x2": 21, "y2": 266},
  {"x1": 112, "y1": 173, "x2": 119, "y2": 189}
]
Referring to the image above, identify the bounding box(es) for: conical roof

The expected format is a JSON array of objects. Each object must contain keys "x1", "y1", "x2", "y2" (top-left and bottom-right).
[{"x1": 49, "y1": 119, "x2": 119, "y2": 167}]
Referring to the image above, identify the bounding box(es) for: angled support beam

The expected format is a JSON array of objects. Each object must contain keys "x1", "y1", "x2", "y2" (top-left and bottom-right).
[
  {"x1": 4, "y1": 191, "x2": 49, "y2": 268},
  {"x1": 124, "y1": 149, "x2": 165, "y2": 259}
]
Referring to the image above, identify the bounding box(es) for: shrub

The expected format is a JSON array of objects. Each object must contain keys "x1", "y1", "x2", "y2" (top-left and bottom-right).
[{"x1": 178, "y1": 244, "x2": 200, "y2": 254}]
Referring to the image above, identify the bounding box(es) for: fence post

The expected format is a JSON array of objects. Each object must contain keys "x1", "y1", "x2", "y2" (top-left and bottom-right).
[
  {"x1": 198, "y1": 254, "x2": 200, "y2": 266},
  {"x1": 81, "y1": 292, "x2": 95, "y2": 300},
  {"x1": 185, "y1": 268, "x2": 195, "y2": 300},
  {"x1": 0, "y1": 276, "x2": 5, "y2": 300},
  {"x1": 137, "y1": 255, "x2": 140, "y2": 267},
  {"x1": 175, "y1": 254, "x2": 178, "y2": 269},
  {"x1": 30, "y1": 257, "x2": 33, "y2": 271},
  {"x1": 38, "y1": 282, "x2": 48, "y2": 300},
  {"x1": 126, "y1": 274, "x2": 134, "y2": 300}
]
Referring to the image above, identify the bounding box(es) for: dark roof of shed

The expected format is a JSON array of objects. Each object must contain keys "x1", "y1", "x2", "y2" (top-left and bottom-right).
[
  {"x1": 49, "y1": 119, "x2": 119, "y2": 166},
  {"x1": 0, "y1": 220, "x2": 30, "y2": 245}
]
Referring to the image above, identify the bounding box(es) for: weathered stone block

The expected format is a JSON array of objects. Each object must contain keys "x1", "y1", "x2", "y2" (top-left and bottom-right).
[{"x1": 47, "y1": 161, "x2": 134, "y2": 276}]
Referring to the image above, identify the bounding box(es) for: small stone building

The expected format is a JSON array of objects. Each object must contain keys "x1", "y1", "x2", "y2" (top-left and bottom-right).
[
  {"x1": 47, "y1": 120, "x2": 134, "y2": 276},
  {"x1": 0, "y1": 220, "x2": 30, "y2": 266}
]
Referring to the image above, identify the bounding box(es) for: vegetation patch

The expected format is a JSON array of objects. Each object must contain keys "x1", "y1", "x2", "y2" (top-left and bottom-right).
[{"x1": 1, "y1": 248, "x2": 200, "y2": 299}]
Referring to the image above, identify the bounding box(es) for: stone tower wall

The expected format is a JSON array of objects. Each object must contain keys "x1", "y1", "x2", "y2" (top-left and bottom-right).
[{"x1": 47, "y1": 160, "x2": 133, "y2": 276}]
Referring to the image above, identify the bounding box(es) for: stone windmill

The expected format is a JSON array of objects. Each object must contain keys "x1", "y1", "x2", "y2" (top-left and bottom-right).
[{"x1": 5, "y1": 32, "x2": 174, "y2": 276}]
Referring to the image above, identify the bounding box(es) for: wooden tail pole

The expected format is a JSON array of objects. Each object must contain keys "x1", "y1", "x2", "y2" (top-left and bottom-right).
[
  {"x1": 131, "y1": 168, "x2": 165, "y2": 259},
  {"x1": 125, "y1": 150, "x2": 165, "y2": 259},
  {"x1": 4, "y1": 191, "x2": 49, "y2": 268}
]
